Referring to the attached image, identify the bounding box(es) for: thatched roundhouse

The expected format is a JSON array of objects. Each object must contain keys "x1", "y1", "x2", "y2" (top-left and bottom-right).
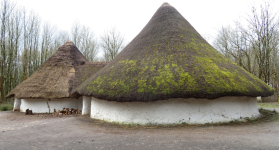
[
  {"x1": 72, "y1": 3, "x2": 274, "y2": 124},
  {"x1": 6, "y1": 41, "x2": 107, "y2": 114}
]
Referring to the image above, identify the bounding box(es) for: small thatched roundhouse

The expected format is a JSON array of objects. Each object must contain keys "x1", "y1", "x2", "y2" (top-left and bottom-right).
[
  {"x1": 72, "y1": 3, "x2": 273, "y2": 124},
  {"x1": 6, "y1": 41, "x2": 107, "y2": 114}
]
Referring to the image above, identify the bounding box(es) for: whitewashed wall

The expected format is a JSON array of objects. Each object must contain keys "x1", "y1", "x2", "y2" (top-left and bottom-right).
[
  {"x1": 82, "y1": 96, "x2": 91, "y2": 115},
  {"x1": 20, "y1": 97, "x2": 82, "y2": 113},
  {"x1": 13, "y1": 98, "x2": 21, "y2": 111},
  {"x1": 90, "y1": 96, "x2": 259, "y2": 124}
]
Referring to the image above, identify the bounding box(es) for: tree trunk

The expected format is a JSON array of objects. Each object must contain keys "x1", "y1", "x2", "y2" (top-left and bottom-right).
[
  {"x1": 0, "y1": 92, "x2": 2, "y2": 104},
  {"x1": 273, "y1": 61, "x2": 278, "y2": 102}
]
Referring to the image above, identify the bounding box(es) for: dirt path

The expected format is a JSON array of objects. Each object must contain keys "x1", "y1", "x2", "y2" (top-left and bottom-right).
[
  {"x1": 0, "y1": 110, "x2": 279, "y2": 150},
  {"x1": 259, "y1": 107, "x2": 279, "y2": 112}
]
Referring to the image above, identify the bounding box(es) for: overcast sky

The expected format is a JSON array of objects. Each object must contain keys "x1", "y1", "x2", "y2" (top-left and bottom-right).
[{"x1": 15, "y1": 0, "x2": 278, "y2": 45}]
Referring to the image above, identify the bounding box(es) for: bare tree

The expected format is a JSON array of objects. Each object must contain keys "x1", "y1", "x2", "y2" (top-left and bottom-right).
[
  {"x1": 213, "y1": 1, "x2": 279, "y2": 100},
  {"x1": 4, "y1": 4, "x2": 22, "y2": 100},
  {"x1": 80, "y1": 26, "x2": 98, "y2": 61},
  {"x1": 100, "y1": 27, "x2": 125, "y2": 61},
  {"x1": 40, "y1": 22, "x2": 56, "y2": 64},
  {"x1": 0, "y1": 0, "x2": 14, "y2": 103},
  {"x1": 241, "y1": 1, "x2": 279, "y2": 84},
  {"x1": 25, "y1": 11, "x2": 40, "y2": 76},
  {"x1": 213, "y1": 25, "x2": 254, "y2": 74},
  {"x1": 70, "y1": 21, "x2": 99, "y2": 61},
  {"x1": 71, "y1": 21, "x2": 81, "y2": 48},
  {"x1": 94, "y1": 56, "x2": 106, "y2": 62},
  {"x1": 52, "y1": 30, "x2": 70, "y2": 54}
]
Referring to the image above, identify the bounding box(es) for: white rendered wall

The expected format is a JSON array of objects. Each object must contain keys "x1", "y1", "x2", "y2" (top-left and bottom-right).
[
  {"x1": 90, "y1": 97, "x2": 259, "y2": 124},
  {"x1": 13, "y1": 98, "x2": 21, "y2": 111},
  {"x1": 20, "y1": 97, "x2": 82, "y2": 113},
  {"x1": 82, "y1": 96, "x2": 91, "y2": 115}
]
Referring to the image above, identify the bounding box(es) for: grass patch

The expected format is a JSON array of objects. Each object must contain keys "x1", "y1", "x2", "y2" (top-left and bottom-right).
[
  {"x1": 258, "y1": 102, "x2": 279, "y2": 108},
  {"x1": 0, "y1": 104, "x2": 13, "y2": 111},
  {"x1": 225, "y1": 108, "x2": 278, "y2": 124}
]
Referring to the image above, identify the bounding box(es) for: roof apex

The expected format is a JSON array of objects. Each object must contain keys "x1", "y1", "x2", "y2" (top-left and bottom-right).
[
  {"x1": 64, "y1": 40, "x2": 75, "y2": 45},
  {"x1": 161, "y1": 2, "x2": 171, "y2": 7}
]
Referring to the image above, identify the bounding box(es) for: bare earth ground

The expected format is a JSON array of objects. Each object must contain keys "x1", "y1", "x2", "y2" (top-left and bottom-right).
[{"x1": 0, "y1": 109, "x2": 279, "y2": 150}]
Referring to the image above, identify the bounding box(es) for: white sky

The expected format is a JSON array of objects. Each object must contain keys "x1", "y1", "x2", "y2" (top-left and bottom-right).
[{"x1": 15, "y1": 0, "x2": 278, "y2": 45}]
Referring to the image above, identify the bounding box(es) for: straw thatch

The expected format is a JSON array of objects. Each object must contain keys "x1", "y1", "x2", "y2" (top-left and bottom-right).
[
  {"x1": 73, "y1": 62, "x2": 108, "y2": 91},
  {"x1": 6, "y1": 41, "x2": 96, "y2": 99},
  {"x1": 71, "y1": 3, "x2": 274, "y2": 101}
]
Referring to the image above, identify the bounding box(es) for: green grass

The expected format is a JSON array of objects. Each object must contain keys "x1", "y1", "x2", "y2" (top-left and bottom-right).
[
  {"x1": 0, "y1": 104, "x2": 13, "y2": 111},
  {"x1": 258, "y1": 102, "x2": 279, "y2": 108}
]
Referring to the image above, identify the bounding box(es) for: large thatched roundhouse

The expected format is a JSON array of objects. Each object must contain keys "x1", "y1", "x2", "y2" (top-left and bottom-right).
[
  {"x1": 6, "y1": 41, "x2": 107, "y2": 114},
  {"x1": 72, "y1": 3, "x2": 273, "y2": 124}
]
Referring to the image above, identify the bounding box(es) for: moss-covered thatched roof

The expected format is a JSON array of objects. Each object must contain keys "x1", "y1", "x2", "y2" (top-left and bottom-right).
[
  {"x1": 6, "y1": 41, "x2": 103, "y2": 99},
  {"x1": 71, "y1": 3, "x2": 273, "y2": 101}
]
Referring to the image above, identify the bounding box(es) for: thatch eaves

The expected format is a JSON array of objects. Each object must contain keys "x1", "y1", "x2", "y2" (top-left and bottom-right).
[
  {"x1": 72, "y1": 3, "x2": 274, "y2": 101},
  {"x1": 6, "y1": 41, "x2": 89, "y2": 99}
]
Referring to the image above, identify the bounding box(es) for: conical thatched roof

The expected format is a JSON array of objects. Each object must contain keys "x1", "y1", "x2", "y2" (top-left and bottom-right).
[
  {"x1": 72, "y1": 3, "x2": 273, "y2": 101},
  {"x1": 6, "y1": 41, "x2": 94, "y2": 99}
]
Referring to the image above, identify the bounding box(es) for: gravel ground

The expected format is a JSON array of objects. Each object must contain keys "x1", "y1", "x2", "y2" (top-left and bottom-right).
[{"x1": 0, "y1": 110, "x2": 279, "y2": 150}]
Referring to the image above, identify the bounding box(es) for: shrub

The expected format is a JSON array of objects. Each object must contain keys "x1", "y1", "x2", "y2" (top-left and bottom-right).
[
  {"x1": 0, "y1": 104, "x2": 13, "y2": 111},
  {"x1": 1, "y1": 106, "x2": 8, "y2": 111}
]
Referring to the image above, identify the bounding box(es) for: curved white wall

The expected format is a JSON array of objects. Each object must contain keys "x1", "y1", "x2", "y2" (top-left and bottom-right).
[
  {"x1": 90, "y1": 97, "x2": 259, "y2": 124},
  {"x1": 13, "y1": 98, "x2": 21, "y2": 111},
  {"x1": 20, "y1": 98, "x2": 82, "y2": 113},
  {"x1": 82, "y1": 96, "x2": 91, "y2": 115}
]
